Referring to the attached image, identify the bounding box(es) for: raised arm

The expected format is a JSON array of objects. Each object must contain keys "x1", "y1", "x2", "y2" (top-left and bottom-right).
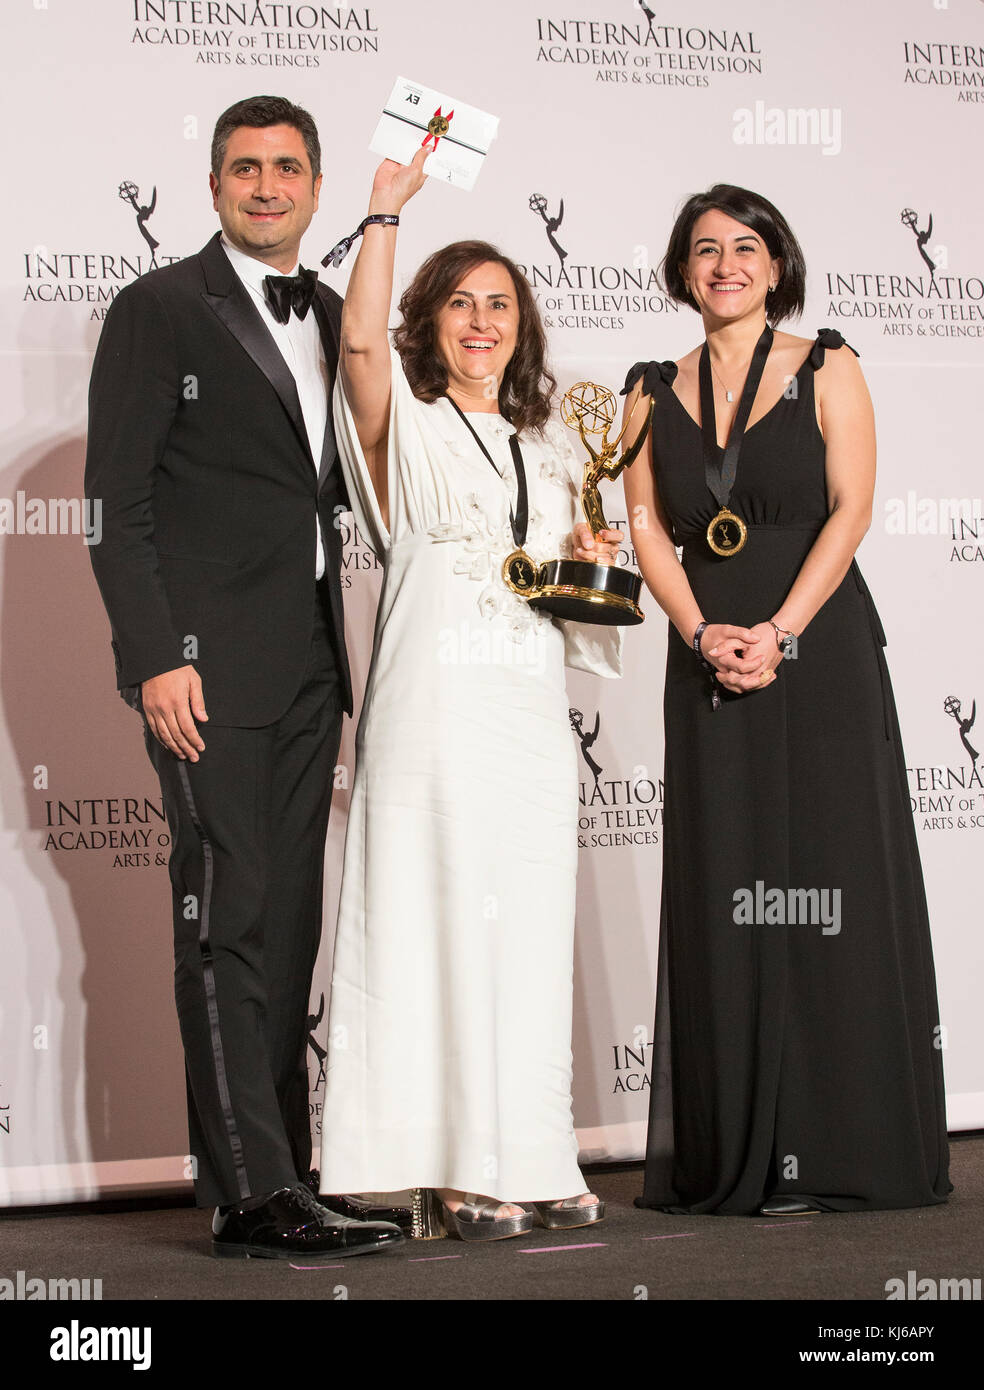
[{"x1": 339, "y1": 147, "x2": 428, "y2": 524}]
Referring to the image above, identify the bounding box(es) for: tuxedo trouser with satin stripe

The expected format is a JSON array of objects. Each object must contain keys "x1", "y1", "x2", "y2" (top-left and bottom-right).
[{"x1": 144, "y1": 588, "x2": 344, "y2": 1207}]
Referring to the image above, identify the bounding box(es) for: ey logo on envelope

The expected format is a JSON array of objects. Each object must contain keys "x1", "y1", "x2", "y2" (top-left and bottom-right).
[{"x1": 370, "y1": 76, "x2": 499, "y2": 192}]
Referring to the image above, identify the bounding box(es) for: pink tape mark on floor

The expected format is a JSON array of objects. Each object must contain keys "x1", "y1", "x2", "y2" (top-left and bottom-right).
[{"x1": 517, "y1": 1243, "x2": 608, "y2": 1253}]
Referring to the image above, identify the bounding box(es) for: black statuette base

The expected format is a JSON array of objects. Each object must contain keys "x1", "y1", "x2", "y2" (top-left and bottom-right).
[{"x1": 529, "y1": 559, "x2": 645, "y2": 626}]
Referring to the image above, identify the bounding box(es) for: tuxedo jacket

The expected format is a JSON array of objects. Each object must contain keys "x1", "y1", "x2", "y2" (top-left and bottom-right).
[{"x1": 85, "y1": 231, "x2": 353, "y2": 725}]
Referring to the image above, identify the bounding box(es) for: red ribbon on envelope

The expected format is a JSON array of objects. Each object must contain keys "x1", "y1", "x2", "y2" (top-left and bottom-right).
[{"x1": 421, "y1": 107, "x2": 454, "y2": 151}]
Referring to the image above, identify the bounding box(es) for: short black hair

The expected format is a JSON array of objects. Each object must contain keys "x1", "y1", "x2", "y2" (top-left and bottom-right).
[
  {"x1": 660, "y1": 184, "x2": 806, "y2": 325},
  {"x1": 211, "y1": 95, "x2": 321, "y2": 182}
]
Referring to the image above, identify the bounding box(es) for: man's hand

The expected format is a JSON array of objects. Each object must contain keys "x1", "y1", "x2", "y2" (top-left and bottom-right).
[{"x1": 141, "y1": 665, "x2": 208, "y2": 761}]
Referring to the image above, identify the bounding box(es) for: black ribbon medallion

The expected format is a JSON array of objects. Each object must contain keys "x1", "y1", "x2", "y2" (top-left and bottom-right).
[
  {"x1": 698, "y1": 325, "x2": 774, "y2": 558},
  {"x1": 444, "y1": 395, "x2": 540, "y2": 598}
]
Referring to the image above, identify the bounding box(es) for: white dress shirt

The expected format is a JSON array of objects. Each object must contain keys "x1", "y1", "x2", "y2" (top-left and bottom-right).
[{"x1": 221, "y1": 236, "x2": 329, "y2": 580}]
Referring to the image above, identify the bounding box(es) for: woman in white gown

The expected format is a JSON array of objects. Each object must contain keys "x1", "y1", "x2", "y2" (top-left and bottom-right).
[{"x1": 318, "y1": 151, "x2": 624, "y2": 1240}]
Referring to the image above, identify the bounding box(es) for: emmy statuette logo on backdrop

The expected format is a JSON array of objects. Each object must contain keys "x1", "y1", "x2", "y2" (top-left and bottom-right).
[
  {"x1": 944, "y1": 695, "x2": 978, "y2": 767},
  {"x1": 901, "y1": 207, "x2": 936, "y2": 283},
  {"x1": 529, "y1": 192, "x2": 568, "y2": 268},
  {"x1": 570, "y1": 707, "x2": 603, "y2": 795},
  {"x1": 118, "y1": 180, "x2": 160, "y2": 270}
]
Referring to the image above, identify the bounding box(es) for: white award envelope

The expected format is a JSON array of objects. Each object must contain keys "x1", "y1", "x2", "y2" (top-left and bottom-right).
[{"x1": 369, "y1": 76, "x2": 499, "y2": 192}]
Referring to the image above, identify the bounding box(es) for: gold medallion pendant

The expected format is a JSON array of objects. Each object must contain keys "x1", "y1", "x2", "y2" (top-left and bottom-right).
[
  {"x1": 502, "y1": 549, "x2": 541, "y2": 596},
  {"x1": 706, "y1": 508, "x2": 748, "y2": 557}
]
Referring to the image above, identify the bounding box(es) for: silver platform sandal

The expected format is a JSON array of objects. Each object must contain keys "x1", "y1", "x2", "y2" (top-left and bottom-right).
[
  {"x1": 531, "y1": 1195, "x2": 606, "y2": 1229},
  {"x1": 410, "y1": 1188, "x2": 533, "y2": 1241}
]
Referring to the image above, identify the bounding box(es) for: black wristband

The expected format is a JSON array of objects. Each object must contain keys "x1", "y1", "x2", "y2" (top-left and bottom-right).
[
  {"x1": 693, "y1": 620, "x2": 721, "y2": 712},
  {"x1": 322, "y1": 214, "x2": 400, "y2": 269},
  {"x1": 692, "y1": 620, "x2": 714, "y2": 671}
]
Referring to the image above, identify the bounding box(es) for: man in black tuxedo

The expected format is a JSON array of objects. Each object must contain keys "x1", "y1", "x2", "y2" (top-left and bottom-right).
[{"x1": 85, "y1": 95, "x2": 401, "y2": 1259}]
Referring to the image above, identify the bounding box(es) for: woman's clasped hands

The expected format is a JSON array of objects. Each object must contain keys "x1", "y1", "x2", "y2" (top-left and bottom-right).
[{"x1": 701, "y1": 621, "x2": 785, "y2": 693}]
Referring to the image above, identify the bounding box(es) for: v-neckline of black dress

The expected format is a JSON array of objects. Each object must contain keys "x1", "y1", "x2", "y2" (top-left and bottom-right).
[{"x1": 666, "y1": 352, "x2": 813, "y2": 452}]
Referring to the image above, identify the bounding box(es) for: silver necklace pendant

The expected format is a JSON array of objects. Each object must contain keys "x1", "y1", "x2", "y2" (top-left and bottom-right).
[{"x1": 726, "y1": 390, "x2": 734, "y2": 403}]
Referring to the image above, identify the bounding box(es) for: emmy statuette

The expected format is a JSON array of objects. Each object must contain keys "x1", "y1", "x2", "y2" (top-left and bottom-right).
[{"x1": 529, "y1": 382, "x2": 654, "y2": 626}]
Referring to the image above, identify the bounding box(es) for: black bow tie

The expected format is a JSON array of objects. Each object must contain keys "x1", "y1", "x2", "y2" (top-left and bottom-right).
[{"x1": 263, "y1": 268, "x2": 318, "y2": 325}]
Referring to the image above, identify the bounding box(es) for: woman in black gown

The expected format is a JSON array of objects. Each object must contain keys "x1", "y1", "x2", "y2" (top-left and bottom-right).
[{"x1": 621, "y1": 185, "x2": 951, "y2": 1216}]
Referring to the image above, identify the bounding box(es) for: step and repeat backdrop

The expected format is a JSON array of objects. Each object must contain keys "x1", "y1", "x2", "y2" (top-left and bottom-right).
[{"x1": 1, "y1": 0, "x2": 982, "y2": 1204}]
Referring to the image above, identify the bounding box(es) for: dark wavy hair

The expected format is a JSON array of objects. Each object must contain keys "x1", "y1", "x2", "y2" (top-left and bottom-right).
[
  {"x1": 211, "y1": 95, "x2": 321, "y2": 181},
  {"x1": 392, "y1": 240, "x2": 555, "y2": 434},
  {"x1": 660, "y1": 184, "x2": 806, "y2": 325}
]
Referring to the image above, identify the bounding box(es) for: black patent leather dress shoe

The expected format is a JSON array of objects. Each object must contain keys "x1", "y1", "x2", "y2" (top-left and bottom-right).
[
  {"x1": 304, "y1": 1171, "x2": 413, "y2": 1234},
  {"x1": 211, "y1": 1184, "x2": 404, "y2": 1260},
  {"x1": 758, "y1": 1195, "x2": 823, "y2": 1216},
  {"x1": 319, "y1": 1194, "x2": 414, "y2": 1234}
]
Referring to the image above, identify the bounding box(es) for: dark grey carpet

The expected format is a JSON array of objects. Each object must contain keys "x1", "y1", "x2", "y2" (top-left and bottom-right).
[{"x1": 2, "y1": 1137, "x2": 981, "y2": 1303}]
